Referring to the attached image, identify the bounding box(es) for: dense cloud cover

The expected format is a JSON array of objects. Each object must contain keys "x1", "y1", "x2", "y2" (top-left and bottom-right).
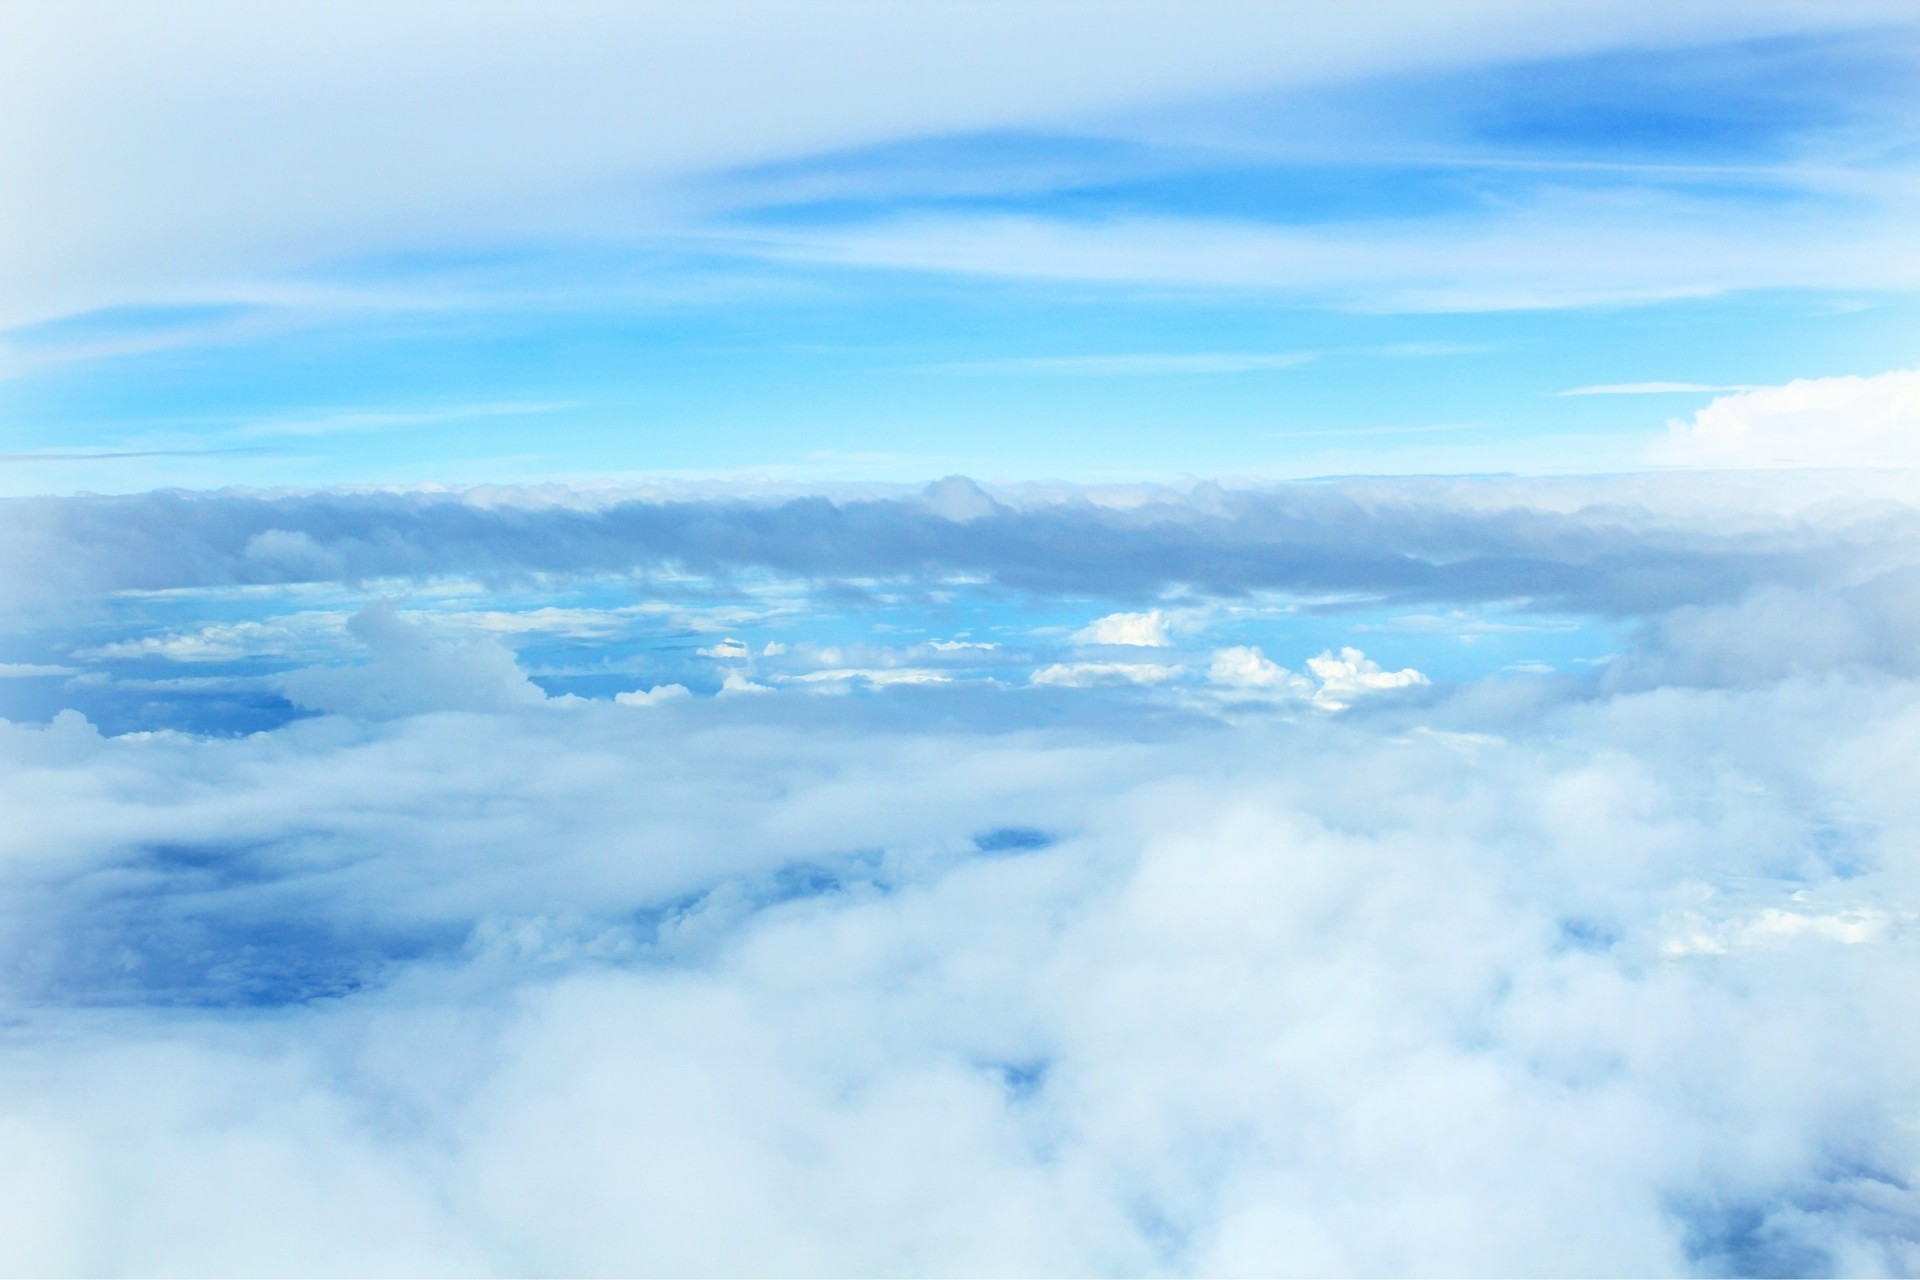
[
  {"x1": 4, "y1": 471, "x2": 1920, "y2": 1274},
  {"x1": 8, "y1": 471, "x2": 1920, "y2": 615}
]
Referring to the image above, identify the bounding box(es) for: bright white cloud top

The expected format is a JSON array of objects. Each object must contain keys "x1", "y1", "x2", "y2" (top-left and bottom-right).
[
  {"x1": 1657, "y1": 369, "x2": 1920, "y2": 469},
  {"x1": 4, "y1": 3, "x2": 1920, "y2": 1276}
]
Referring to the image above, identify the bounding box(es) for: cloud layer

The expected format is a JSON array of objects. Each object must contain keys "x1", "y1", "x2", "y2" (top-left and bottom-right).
[
  {"x1": 4, "y1": 629, "x2": 1919, "y2": 1273},
  {"x1": 5, "y1": 468, "x2": 1920, "y2": 1273},
  {"x1": 6, "y1": 2, "x2": 1903, "y2": 325},
  {"x1": 8, "y1": 472, "x2": 1919, "y2": 617}
]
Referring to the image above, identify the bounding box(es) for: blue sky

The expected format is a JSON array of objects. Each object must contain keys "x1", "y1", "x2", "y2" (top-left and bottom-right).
[{"x1": 4, "y1": 8, "x2": 1917, "y2": 491}]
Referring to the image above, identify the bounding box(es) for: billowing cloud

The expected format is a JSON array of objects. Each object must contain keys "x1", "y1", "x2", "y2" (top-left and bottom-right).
[
  {"x1": 9, "y1": 472, "x2": 1919, "y2": 619},
  {"x1": 3, "y1": 606, "x2": 1920, "y2": 1272},
  {"x1": 1073, "y1": 609, "x2": 1173, "y2": 647},
  {"x1": 279, "y1": 600, "x2": 547, "y2": 718},
  {"x1": 1206, "y1": 644, "x2": 1428, "y2": 710},
  {"x1": 615, "y1": 683, "x2": 692, "y2": 707},
  {"x1": 1304, "y1": 646, "x2": 1430, "y2": 710},
  {"x1": 1654, "y1": 368, "x2": 1920, "y2": 469},
  {"x1": 5, "y1": 464, "x2": 1920, "y2": 1272},
  {"x1": 1209, "y1": 644, "x2": 1313, "y2": 697}
]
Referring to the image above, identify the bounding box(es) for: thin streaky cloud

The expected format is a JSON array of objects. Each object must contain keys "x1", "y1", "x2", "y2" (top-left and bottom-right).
[
  {"x1": 928, "y1": 351, "x2": 1318, "y2": 376},
  {"x1": 1558, "y1": 381, "x2": 1762, "y2": 396},
  {"x1": 0, "y1": 447, "x2": 283, "y2": 463},
  {"x1": 234, "y1": 400, "x2": 585, "y2": 440}
]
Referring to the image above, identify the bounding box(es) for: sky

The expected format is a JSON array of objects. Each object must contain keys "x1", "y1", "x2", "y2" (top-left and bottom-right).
[{"x1": 5, "y1": 3, "x2": 1920, "y2": 1276}]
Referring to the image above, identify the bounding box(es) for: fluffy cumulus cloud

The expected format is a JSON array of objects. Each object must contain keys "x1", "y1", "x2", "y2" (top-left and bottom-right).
[
  {"x1": 5, "y1": 470, "x2": 1920, "y2": 1274},
  {"x1": 1073, "y1": 609, "x2": 1173, "y2": 647},
  {"x1": 1655, "y1": 368, "x2": 1920, "y2": 469},
  {"x1": 3, "y1": 649, "x2": 1920, "y2": 1273},
  {"x1": 1205, "y1": 645, "x2": 1430, "y2": 711},
  {"x1": 279, "y1": 600, "x2": 548, "y2": 719}
]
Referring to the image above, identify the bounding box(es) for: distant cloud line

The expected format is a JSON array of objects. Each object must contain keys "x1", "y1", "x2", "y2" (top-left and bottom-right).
[{"x1": 6, "y1": 476, "x2": 1912, "y2": 618}]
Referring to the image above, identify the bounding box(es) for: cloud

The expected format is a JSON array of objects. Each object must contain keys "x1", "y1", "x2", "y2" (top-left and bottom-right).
[
  {"x1": 935, "y1": 352, "x2": 1317, "y2": 376},
  {"x1": 717, "y1": 671, "x2": 773, "y2": 696},
  {"x1": 279, "y1": 600, "x2": 546, "y2": 718},
  {"x1": 5, "y1": 3, "x2": 1895, "y2": 327},
  {"x1": 782, "y1": 667, "x2": 951, "y2": 690},
  {"x1": 80, "y1": 614, "x2": 346, "y2": 664},
  {"x1": 10, "y1": 473, "x2": 1919, "y2": 620},
  {"x1": 1072, "y1": 609, "x2": 1172, "y2": 647},
  {"x1": 1303, "y1": 646, "x2": 1430, "y2": 709},
  {"x1": 1208, "y1": 645, "x2": 1314, "y2": 697},
  {"x1": 1602, "y1": 564, "x2": 1920, "y2": 690},
  {"x1": 3, "y1": 627, "x2": 1920, "y2": 1271},
  {"x1": 615, "y1": 683, "x2": 692, "y2": 707},
  {"x1": 0, "y1": 662, "x2": 78, "y2": 678},
  {"x1": 1030, "y1": 660, "x2": 1182, "y2": 687},
  {"x1": 1653, "y1": 368, "x2": 1920, "y2": 468},
  {"x1": 1206, "y1": 644, "x2": 1428, "y2": 709},
  {"x1": 1558, "y1": 381, "x2": 1760, "y2": 396},
  {"x1": 730, "y1": 195, "x2": 1920, "y2": 310},
  {"x1": 5, "y1": 466, "x2": 1920, "y2": 1271}
]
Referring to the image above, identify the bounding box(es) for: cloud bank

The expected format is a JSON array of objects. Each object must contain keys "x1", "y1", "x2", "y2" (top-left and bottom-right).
[
  {"x1": 5, "y1": 465, "x2": 1920, "y2": 1273},
  {"x1": 8, "y1": 471, "x2": 1919, "y2": 618},
  {"x1": 4, "y1": 623, "x2": 1920, "y2": 1273},
  {"x1": 1656, "y1": 369, "x2": 1920, "y2": 469}
]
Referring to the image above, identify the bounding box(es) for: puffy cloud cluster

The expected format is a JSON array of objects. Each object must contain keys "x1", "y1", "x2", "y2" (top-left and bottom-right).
[
  {"x1": 279, "y1": 600, "x2": 547, "y2": 719},
  {"x1": 2, "y1": 642, "x2": 1919, "y2": 1273},
  {"x1": 5, "y1": 467, "x2": 1920, "y2": 1273},
  {"x1": 1655, "y1": 369, "x2": 1920, "y2": 470},
  {"x1": 1072, "y1": 609, "x2": 1173, "y2": 647},
  {"x1": 7, "y1": 471, "x2": 1920, "y2": 618},
  {"x1": 1206, "y1": 645, "x2": 1428, "y2": 710}
]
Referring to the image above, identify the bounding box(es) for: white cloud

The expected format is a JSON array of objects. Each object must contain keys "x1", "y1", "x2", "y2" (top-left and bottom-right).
[
  {"x1": 1, "y1": 3, "x2": 1903, "y2": 325},
  {"x1": 1304, "y1": 646, "x2": 1430, "y2": 710},
  {"x1": 1653, "y1": 368, "x2": 1920, "y2": 469},
  {"x1": 699, "y1": 637, "x2": 752, "y2": 660},
  {"x1": 8, "y1": 466, "x2": 1920, "y2": 1272},
  {"x1": 1659, "y1": 905, "x2": 1898, "y2": 957},
  {"x1": 615, "y1": 683, "x2": 692, "y2": 707},
  {"x1": 717, "y1": 671, "x2": 772, "y2": 696},
  {"x1": 2, "y1": 648, "x2": 1919, "y2": 1272},
  {"x1": 1207, "y1": 645, "x2": 1312, "y2": 697},
  {"x1": 279, "y1": 600, "x2": 545, "y2": 718},
  {"x1": 936, "y1": 352, "x2": 1316, "y2": 376},
  {"x1": 1030, "y1": 661, "x2": 1181, "y2": 687},
  {"x1": 1558, "y1": 381, "x2": 1758, "y2": 396},
  {"x1": 10, "y1": 474, "x2": 1919, "y2": 618},
  {"x1": 735, "y1": 200, "x2": 1920, "y2": 311},
  {"x1": 1072, "y1": 609, "x2": 1172, "y2": 647},
  {"x1": 81, "y1": 614, "x2": 346, "y2": 664},
  {"x1": 784, "y1": 667, "x2": 951, "y2": 690},
  {"x1": 1208, "y1": 644, "x2": 1427, "y2": 710}
]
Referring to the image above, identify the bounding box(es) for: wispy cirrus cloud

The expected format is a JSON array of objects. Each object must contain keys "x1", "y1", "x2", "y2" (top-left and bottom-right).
[
  {"x1": 930, "y1": 351, "x2": 1317, "y2": 376},
  {"x1": 1559, "y1": 381, "x2": 1761, "y2": 396}
]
